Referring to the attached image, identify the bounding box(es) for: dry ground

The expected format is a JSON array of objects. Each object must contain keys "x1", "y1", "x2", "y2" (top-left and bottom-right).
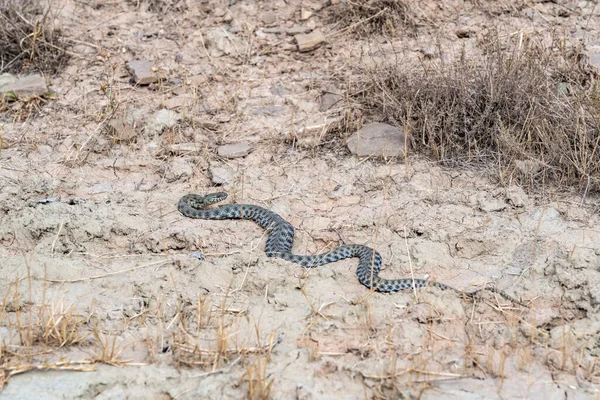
[{"x1": 1, "y1": 0, "x2": 600, "y2": 399}]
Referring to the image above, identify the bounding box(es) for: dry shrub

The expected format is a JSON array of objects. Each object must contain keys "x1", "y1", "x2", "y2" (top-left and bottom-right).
[
  {"x1": 328, "y1": 0, "x2": 417, "y2": 36},
  {"x1": 0, "y1": 0, "x2": 69, "y2": 74},
  {"x1": 356, "y1": 36, "x2": 600, "y2": 193},
  {"x1": 127, "y1": 0, "x2": 188, "y2": 13}
]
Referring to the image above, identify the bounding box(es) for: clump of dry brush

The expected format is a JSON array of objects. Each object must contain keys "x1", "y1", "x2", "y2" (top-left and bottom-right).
[
  {"x1": 357, "y1": 35, "x2": 600, "y2": 193},
  {"x1": 0, "y1": 0, "x2": 69, "y2": 74},
  {"x1": 328, "y1": 0, "x2": 417, "y2": 36}
]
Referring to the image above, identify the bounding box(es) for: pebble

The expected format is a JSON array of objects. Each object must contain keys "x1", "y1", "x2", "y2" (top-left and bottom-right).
[
  {"x1": 163, "y1": 95, "x2": 195, "y2": 110},
  {"x1": 0, "y1": 73, "x2": 48, "y2": 99},
  {"x1": 455, "y1": 27, "x2": 476, "y2": 38},
  {"x1": 146, "y1": 109, "x2": 180, "y2": 136},
  {"x1": 92, "y1": 182, "x2": 112, "y2": 193},
  {"x1": 165, "y1": 158, "x2": 193, "y2": 182},
  {"x1": 209, "y1": 165, "x2": 237, "y2": 185},
  {"x1": 295, "y1": 31, "x2": 326, "y2": 52},
  {"x1": 217, "y1": 142, "x2": 253, "y2": 159},
  {"x1": 319, "y1": 91, "x2": 343, "y2": 111},
  {"x1": 346, "y1": 123, "x2": 408, "y2": 158},
  {"x1": 261, "y1": 13, "x2": 277, "y2": 26},
  {"x1": 126, "y1": 60, "x2": 160, "y2": 85},
  {"x1": 162, "y1": 143, "x2": 202, "y2": 156}
]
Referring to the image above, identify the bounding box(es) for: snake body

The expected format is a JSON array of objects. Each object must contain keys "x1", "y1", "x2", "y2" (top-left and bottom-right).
[{"x1": 178, "y1": 192, "x2": 526, "y2": 305}]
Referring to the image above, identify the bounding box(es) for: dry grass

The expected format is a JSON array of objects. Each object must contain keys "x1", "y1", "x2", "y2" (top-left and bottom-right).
[
  {"x1": 126, "y1": 0, "x2": 188, "y2": 13},
  {"x1": 328, "y1": 0, "x2": 417, "y2": 36},
  {"x1": 0, "y1": 0, "x2": 69, "y2": 75},
  {"x1": 355, "y1": 34, "x2": 600, "y2": 193}
]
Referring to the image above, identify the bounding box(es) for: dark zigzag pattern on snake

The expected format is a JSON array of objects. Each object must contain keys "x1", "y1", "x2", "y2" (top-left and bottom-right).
[{"x1": 178, "y1": 192, "x2": 527, "y2": 306}]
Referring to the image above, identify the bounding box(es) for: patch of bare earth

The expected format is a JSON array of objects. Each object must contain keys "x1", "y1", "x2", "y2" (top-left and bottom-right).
[{"x1": 1, "y1": 0, "x2": 600, "y2": 398}]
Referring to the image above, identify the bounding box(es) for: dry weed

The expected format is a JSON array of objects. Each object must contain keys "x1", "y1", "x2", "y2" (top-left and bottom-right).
[
  {"x1": 356, "y1": 34, "x2": 600, "y2": 193},
  {"x1": 126, "y1": 0, "x2": 187, "y2": 13},
  {"x1": 0, "y1": 0, "x2": 69, "y2": 74},
  {"x1": 328, "y1": 0, "x2": 417, "y2": 36},
  {"x1": 242, "y1": 356, "x2": 274, "y2": 400}
]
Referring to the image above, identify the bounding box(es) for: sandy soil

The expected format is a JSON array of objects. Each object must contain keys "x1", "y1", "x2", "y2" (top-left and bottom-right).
[{"x1": 1, "y1": 0, "x2": 600, "y2": 399}]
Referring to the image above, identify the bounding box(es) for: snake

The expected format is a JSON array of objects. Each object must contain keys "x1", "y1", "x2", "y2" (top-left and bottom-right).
[{"x1": 178, "y1": 192, "x2": 527, "y2": 306}]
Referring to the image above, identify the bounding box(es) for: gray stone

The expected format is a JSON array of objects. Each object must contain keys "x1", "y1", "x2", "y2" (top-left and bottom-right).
[
  {"x1": 300, "y1": 8, "x2": 313, "y2": 21},
  {"x1": 0, "y1": 73, "x2": 16, "y2": 87},
  {"x1": 92, "y1": 182, "x2": 112, "y2": 193},
  {"x1": 261, "y1": 13, "x2": 276, "y2": 26},
  {"x1": 145, "y1": 109, "x2": 180, "y2": 136},
  {"x1": 270, "y1": 84, "x2": 287, "y2": 96},
  {"x1": 455, "y1": 27, "x2": 476, "y2": 38},
  {"x1": 346, "y1": 123, "x2": 408, "y2": 158},
  {"x1": 126, "y1": 60, "x2": 159, "y2": 85},
  {"x1": 295, "y1": 31, "x2": 326, "y2": 52},
  {"x1": 162, "y1": 143, "x2": 203, "y2": 155},
  {"x1": 209, "y1": 165, "x2": 237, "y2": 185},
  {"x1": 287, "y1": 26, "x2": 313, "y2": 35},
  {"x1": 319, "y1": 92, "x2": 343, "y2": 111},
  {"x1": 217, "y1": 142, "x2": 253, "y2": 159},
  {"x1": 589, "y1": 52, "x2": 600, "y2": 72},
  {"x1": 0, "y1": 73, "x2": 48, "y2": 99},
  {"x1": 163, "y1": 94, "x2": 195, "y2": 110},
  {"x1": 107, "y1": 108, "x2": 144, "y2": 142},
  {"x1": 204, "y1": 28, "x2": 248, "y2": 57},
  {"x1": 251, "y1": 105, "x2": 286, "y2": 116},
  {"x1": 165, "y1": 158, "x2": 193, "y2": 182}
]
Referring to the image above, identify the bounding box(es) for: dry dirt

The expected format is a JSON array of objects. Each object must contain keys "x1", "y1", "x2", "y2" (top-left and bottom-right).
[{"x1": 1, "y1": 1, "x2": 600, "y2": 399}]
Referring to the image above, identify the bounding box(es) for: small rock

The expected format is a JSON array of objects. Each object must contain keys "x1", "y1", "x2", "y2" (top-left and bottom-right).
[
  {"x1": 146, "y1": 109, "x2": 180, "y2": 136},
  {"x1": 209, "y1": 165, "x2": 237, "y2": 185},
  {"x1": 108, "y1": 115, "x2": 137, "y2": 142},
  {"x1": 588, "y1": 52, "x2": 600, "y2": 72},
  {"x1": 126, "y1": 60, "x2": 160, "y2": 85},
  {"x1": 263, "y1": 27, "x2": 281, "y2": 34},
  {"x1": 0, "y1": 73, "x2": 16, "y2": 87},
  {"x1": 168, "y1": 77, "x2": 184, "y2": 85},
  {"x1": 270, "y1": 84, "x2": 287, "y2": 96},
  {"x1": 420, "y1": 46, "x2": 436, "y2": 59},
  {"x1": 505, "y1": 186, "x2": 529, "y2": 208},
  {"x1": 287, "y1": 26, "x2": 313, "y2": 35},
  {"x1": 0, "y1": 73, "x2": 48, "y2": 99},
  {"x1": 319, "y1": 91, "x2": 343, "y2": 111},
  {"x1": 163, "y1": 95, "x2": 195, "y2": 110},
  {"x1": 107, "y1": 108, "x2": 144, "y2": 142},
  {"x1": 295, "y1": 31, "x2": 326, "y2": 52},
  {"x1": 217, "y1": 142, "x2": 253, "y2": 159},
  {"x1": 346, "y1": 123, "x2": 408, "y2": 158},
  {"x1": 162, "y1": 143, "x2": 203, "y2": 155},
  {"x1": 300, "y1": 8, "x2": 313, "y2": 21},
  {"x1": 251, "y1": 105, "x2": 287, "y2": 116},
  {"x1": 515, "y1": 159, "x2": 542, "y2": 176},
  {"x1": 188, "y1": 75, "x2": 207, "y2": 87},
  {"x1": 92, "y1": 182, "x2": 112, "y2": 193},
  {"x1": 455, "y1": 27, "x2": 476, "y2": 38},
  {"x1": 261, "y1": 13, "x2": 276, "y2": 26},
  {"x1": 286, "y1": 117, "x2": 342, "y2": 148},
  {"x1": 165, "y1": 158, "x2": 193, "y2": 182},
  {"x1": 476, "y1": 192, "x2": 507, "y2": 212},
  {"x1": 204, "y1": 27, "x2": 248, "y2": 57}
]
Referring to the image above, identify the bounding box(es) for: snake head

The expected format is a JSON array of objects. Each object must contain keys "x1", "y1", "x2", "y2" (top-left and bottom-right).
[
  {"x1": 180, "y1": 192, "x2": 229, "y2": 210},
  {"x1": 204, "y1": 192, "x2": 228, "y2": 204}
]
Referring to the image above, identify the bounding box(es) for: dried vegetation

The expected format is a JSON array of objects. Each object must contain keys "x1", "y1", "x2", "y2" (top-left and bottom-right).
[{"x1": 354, "y1": 34, "x2": 600, "y2": 193}]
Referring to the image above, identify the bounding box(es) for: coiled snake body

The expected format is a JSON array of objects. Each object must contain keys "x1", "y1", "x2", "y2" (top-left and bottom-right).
[{"x1": 178, "y1": 192, "x2": 526, "y2": 305}]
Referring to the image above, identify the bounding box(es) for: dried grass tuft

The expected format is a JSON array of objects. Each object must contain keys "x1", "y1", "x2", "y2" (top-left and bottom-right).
[
  {"x1": 328, "y1": 0, "x2": 417, "y2": 36},
  {"x1": 0, "y1": 0, "x2": 70, "y2": 74},
  {"x1": 355, "y1": 34, "x2": 600, "y2": 193}
]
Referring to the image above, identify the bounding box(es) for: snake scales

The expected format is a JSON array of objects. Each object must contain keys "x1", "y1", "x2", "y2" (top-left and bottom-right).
[{"x1": 178, "y1": 192, "x2": 526, "y2": 306}]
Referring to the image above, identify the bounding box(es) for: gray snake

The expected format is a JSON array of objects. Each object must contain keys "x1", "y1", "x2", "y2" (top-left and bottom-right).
[{"x1": 178, "y1": 192, "x2": 527, "y2": 306}]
